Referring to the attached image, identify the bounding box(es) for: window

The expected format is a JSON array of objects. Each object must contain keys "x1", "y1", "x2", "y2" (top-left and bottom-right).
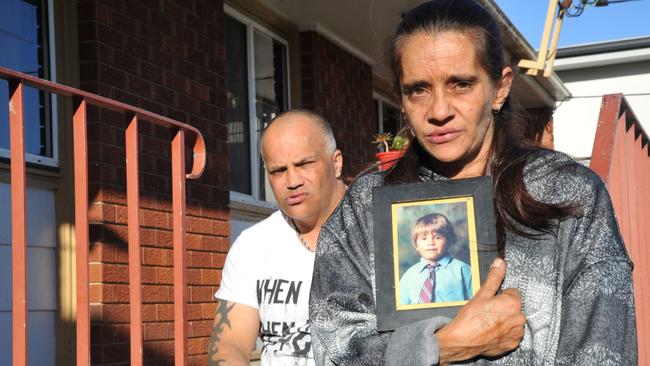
[
  {"x1": 225, "y1": 8, "x2": 289, "y2": 203},
  {"x1": 373, "y1": 93, "x2": 402, "y2": 148},
  {"x1": 0, "y1": 0, "x2": 57, "y2": 166}
]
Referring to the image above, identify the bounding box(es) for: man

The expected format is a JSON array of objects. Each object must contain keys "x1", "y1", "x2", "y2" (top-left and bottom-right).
[{"x1": 208, "y1": 109, "x2": 347, "y2": 365}]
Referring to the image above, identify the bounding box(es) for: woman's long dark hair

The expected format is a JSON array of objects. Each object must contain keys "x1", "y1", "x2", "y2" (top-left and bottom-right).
[{"x1": 384, "y1": 0, "x2": 578, "y2": 249}]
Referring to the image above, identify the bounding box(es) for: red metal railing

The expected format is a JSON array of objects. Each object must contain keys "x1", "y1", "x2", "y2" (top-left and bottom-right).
[
  {"x1": 1, "y1": 66, "x2": 206, "y2": 366},
  {"x1": 590, "y1": 93, "x2": 649, "y2": 365}
]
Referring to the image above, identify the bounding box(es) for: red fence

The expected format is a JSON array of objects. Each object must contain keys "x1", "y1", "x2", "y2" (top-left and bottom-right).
[
  {"x1": 1, "y1": 66, "x2": 206, "y2": 366},
  {"x1": 590, "y1": 93, "x2": 649, "y2": 365}
]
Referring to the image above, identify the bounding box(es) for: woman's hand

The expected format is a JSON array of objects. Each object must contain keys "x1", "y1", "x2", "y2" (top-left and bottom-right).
[{"x1": 436, "y1": 258, "x2": 526, "y2": 364}]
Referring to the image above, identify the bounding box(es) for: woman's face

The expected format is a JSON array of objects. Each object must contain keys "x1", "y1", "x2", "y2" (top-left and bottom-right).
[{"x1": 399, "y1": 31, "x2": 511, "y2": 178}]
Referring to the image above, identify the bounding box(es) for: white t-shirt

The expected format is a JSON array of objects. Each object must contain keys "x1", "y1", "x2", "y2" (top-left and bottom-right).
[{"x1": 215, "y1": 210, "x2": 315, "y2": 365}]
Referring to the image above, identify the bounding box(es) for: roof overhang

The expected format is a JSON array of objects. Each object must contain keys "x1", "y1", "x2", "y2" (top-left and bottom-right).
[{"x1": 257, "y1": 0, "x2": 570, "y2": 108}]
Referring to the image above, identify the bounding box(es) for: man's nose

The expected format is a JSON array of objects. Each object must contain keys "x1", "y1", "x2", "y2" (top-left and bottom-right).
[{"x1": 286, "y1": 167, "x2": 303, "y2": 189}]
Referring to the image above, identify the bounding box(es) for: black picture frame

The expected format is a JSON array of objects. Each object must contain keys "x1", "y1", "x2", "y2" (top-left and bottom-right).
[{"x1": 372, "y1": 176, "x2": 498, "y2": 331}]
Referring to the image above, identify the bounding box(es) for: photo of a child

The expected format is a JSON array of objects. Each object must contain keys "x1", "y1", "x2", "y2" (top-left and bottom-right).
[{"x1": 397, "y1": 212, "x2": 472, "y2": 305}]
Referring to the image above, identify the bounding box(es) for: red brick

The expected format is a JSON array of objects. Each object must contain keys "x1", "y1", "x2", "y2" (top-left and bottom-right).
[
  {"x1": 203, "y1": 303, "x2": 217, "y2": 319},
  {"x1": 157, "y1": 304, "x2": 174, "y2": 321},
  {"x1": 89, "y1": 202, "x2": 116, "y2": 222},
  {"x1": 92, "y1": 263, "x2": 129, "y2": 283},
  {"x1": 143, "y1": 322, "x2": 174, "y2": 341},
  {"x1": 103, "y1": 304, "x2": 130, "y2": 323},
  {"x1": 102, "y1": 343, "x2": 130, "y2": 364},
  {"x1": 143, "y1": 285, "x2": 170, "y2": 303},
  {"x1": 89, "y1": 243, "x2": 116, "y2": 262},
  {"x1": 114, "y1": 245, "x2": 129, "y2": 263},
  {"x1": 190, "y1": 286, "x2": 214, "y2": 303},
  {"x1": 188, "y1": 303, "x2": 202, "y2": 320},
  {"x1": 140, "y1": 228, "x2": 157, "y2": 246},
  {"x1": 156, "y1": 267, "x2": 173, "y2": 285},
  {"x1": 155, "y1": 229, "x2": 173, "y2": 248},
  {"x1": 143, "y1": 247, "x2": 172, "y2": 266},
  {"x1": 115, "y1": 205, "x2": 128, "y2": 224},
  {"x1": 142, "y1": 265, "x2": 156, "y2": 284},
  {"x1": 189, "y1": 251, "x2": 211, "y2": 268},
  {"x1": 90, "y1": 304, "x2": 104, "y2": 321},
  {"x1": 90, "y1": 344, "x2": 104, "y2": 364},
  {"x1": 202, "y1": 269, "x2": 220, "y2": 286},
  {"x1": 189, "y1": 319, "x2": 212, "y2": 338},
  {"x1": 187, "y1": 336, "x2": 209, "y2": 355},
  {"x1": 142, "y1": 304, "x2": 157, "y2": 322},
  {"x1": 211, "y1": 220, "x2": 229, "y2": 236},
  {"x1": 141, "y1": 209, "x2": 170, "y2": 229},
  {"x1": 211, "y1": 252, "x2": 227, "y2": 268},
  {"x1": 187, "y1": 233, "x2": 202, "y2": 250},
  {"x1": 114, "y1": 284, "x2": 130, "y2": 303},
  {"x1": 202, "y1": 236, "x2": 228, "y2": 253},
  {"x1": 90, "y1": 283, "x2": 106, "y2": 303},
  {"x1": 188, "y1": 216, "x2": 212, "y2": 235},
  {"x1": 188, "y1": 354, "x2": 206, "y2": 366}
]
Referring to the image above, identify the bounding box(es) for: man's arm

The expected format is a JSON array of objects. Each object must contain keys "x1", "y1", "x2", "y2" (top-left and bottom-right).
[{"x1": 208, "y1": 300, "x2": 260, "y2": 366}]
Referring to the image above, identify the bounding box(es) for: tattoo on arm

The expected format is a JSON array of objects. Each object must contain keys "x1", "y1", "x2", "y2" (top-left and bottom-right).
[{"x1": 208, "y1": 301, "x2": 236, "y2": 366}]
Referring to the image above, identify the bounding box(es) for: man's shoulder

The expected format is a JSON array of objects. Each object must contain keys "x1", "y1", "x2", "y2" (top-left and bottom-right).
[{"x1": 239, "y1": 210, "x2": 286, "y2": 237}]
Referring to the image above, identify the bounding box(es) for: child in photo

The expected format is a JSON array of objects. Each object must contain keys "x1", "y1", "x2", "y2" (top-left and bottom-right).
[{"x1": 399, "y1": 213, "x2": 472, "y2": 304}]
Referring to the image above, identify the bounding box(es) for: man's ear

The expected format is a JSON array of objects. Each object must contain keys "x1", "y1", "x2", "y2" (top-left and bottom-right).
[
  {"x1": 333, "y1": 149, "x2": 343, "y2": 179},
  {"x1": 493, "y1": 66, "x2": 513, "y2": 111}
]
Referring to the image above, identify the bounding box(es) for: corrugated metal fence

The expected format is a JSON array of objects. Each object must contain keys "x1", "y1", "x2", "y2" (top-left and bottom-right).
[{"x1": 590, "y1": 93, "x2": 649, "y2": 365}]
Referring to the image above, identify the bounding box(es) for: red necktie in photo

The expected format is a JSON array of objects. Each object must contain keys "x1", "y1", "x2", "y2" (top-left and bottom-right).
[{"x1": 419, "y1": 264, "x2": 438, "y2": 304}]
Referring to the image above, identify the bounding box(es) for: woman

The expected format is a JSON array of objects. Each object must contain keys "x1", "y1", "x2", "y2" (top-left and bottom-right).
[{"x1": 309, "y1": 0, "x2": 637, "y2": 365}]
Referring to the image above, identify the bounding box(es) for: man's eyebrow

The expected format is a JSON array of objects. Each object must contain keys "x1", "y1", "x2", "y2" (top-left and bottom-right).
[{"x1": 296, "y1": 155, "x2": 317, "y2": 163}]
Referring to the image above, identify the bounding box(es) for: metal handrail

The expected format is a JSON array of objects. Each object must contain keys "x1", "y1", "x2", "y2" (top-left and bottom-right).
[{"x1": 1, "y1": 65, "x2": 206, "y2": 366}]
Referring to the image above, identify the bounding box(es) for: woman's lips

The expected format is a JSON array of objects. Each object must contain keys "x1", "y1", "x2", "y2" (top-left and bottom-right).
[
  {"x1": 427, "y1": 130, "x2": 461, "y2": 144},
  {"x1": 286, "y1": 193, "x2": 307, "y2": 205}
]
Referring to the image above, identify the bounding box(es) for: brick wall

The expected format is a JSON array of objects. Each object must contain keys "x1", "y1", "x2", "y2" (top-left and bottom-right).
[
  {"x1": 300, "y1": 31, "x2": 376, "y2": 180},
  {"x1": 77, "y1": 0, "x2": 228, "y2": 364}
]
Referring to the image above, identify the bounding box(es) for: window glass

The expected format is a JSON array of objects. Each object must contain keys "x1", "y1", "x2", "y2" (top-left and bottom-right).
[
  {"x1": 225, "y1": 11, "x2": 288, "y2": 202},
  {"x1": 0, "y1": 0, "x2": 53, "y2": 159},
  {"x1": 253, "y1": 29, "x2": 287, "y2": 200},
  {"x1": 382, "y1": 103, "x2": 400, "y2": 136},
  {"x1": 226, "y1": 15, "x2": 251, "y2": 195}
]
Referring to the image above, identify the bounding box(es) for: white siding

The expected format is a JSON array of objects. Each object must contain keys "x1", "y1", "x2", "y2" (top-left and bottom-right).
[
  {"x1": 0, "y1": 183, "x2": 56, "y2": 366},
  {"x1": 553, "y1": 60, "x2": 650, "y2": 158}
]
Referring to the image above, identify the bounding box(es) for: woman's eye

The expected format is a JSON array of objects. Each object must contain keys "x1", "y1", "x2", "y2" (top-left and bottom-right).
[{"x1": 454, "y1": 81, "x2": 473, "y2": 92}]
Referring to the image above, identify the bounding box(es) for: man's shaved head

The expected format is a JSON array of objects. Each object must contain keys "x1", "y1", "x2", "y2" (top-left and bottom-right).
[{"x1": 260, "y1": 109, "x2": 337, "y2": 161}]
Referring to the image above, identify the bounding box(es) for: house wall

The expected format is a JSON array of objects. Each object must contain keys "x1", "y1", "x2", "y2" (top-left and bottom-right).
[
  {"x1": 553, "y1": 60, "x2": 650, "y2": 160},
  {"x1": 0, "y1": 184, "x2": 57, "y2": 366},
  {"x1": 76, "y1": 0, "x2": 229, "y2": 364},
  {"x1": 300, "y1": 31, "x2": 376, "y2": 181}
]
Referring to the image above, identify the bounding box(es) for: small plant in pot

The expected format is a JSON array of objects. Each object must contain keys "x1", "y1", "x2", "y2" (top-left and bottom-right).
[{"x1": 372, "y1": 131, "x2": 409, "y2": 171}]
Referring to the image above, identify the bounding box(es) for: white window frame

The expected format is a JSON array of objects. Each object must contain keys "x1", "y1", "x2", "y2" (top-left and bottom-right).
[
  {"x1": 0, "y1": 0, "x2": 59, "y2": 167},
  {"x1": 373, "y1": 91, "x2": 400, "y2": 134},
  {"x1": 225, "y1": 5, "x2": 290, "y2": 208}
]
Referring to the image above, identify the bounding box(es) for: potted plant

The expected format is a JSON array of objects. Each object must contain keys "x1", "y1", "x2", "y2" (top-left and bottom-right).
[{"x1": 372, "y1": 131, "x2": 409, "y2": 171}]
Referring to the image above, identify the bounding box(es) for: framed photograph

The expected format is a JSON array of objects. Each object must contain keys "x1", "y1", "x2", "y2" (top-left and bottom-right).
[{"x1": 372, "y1": 176, "x2": 498, "y2": 331}]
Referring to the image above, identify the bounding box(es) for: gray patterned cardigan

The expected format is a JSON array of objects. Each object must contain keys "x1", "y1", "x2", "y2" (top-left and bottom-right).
[{"x1": 309, "y1": 149, "x2": 637, "y2": 365}]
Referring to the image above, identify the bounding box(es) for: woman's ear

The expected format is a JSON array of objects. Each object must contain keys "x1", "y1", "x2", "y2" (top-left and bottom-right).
[{"x1": 493, "y1": 67, "x2": 513, "y2": 112}]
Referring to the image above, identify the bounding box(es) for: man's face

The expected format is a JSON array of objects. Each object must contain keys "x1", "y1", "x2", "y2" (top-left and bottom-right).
[
  {"x1": 414, "y1": 230, "x2": 448, "y2": 263},
  {"x1": 261, "y1": 115, "x2": 343, "y2": 226}
]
